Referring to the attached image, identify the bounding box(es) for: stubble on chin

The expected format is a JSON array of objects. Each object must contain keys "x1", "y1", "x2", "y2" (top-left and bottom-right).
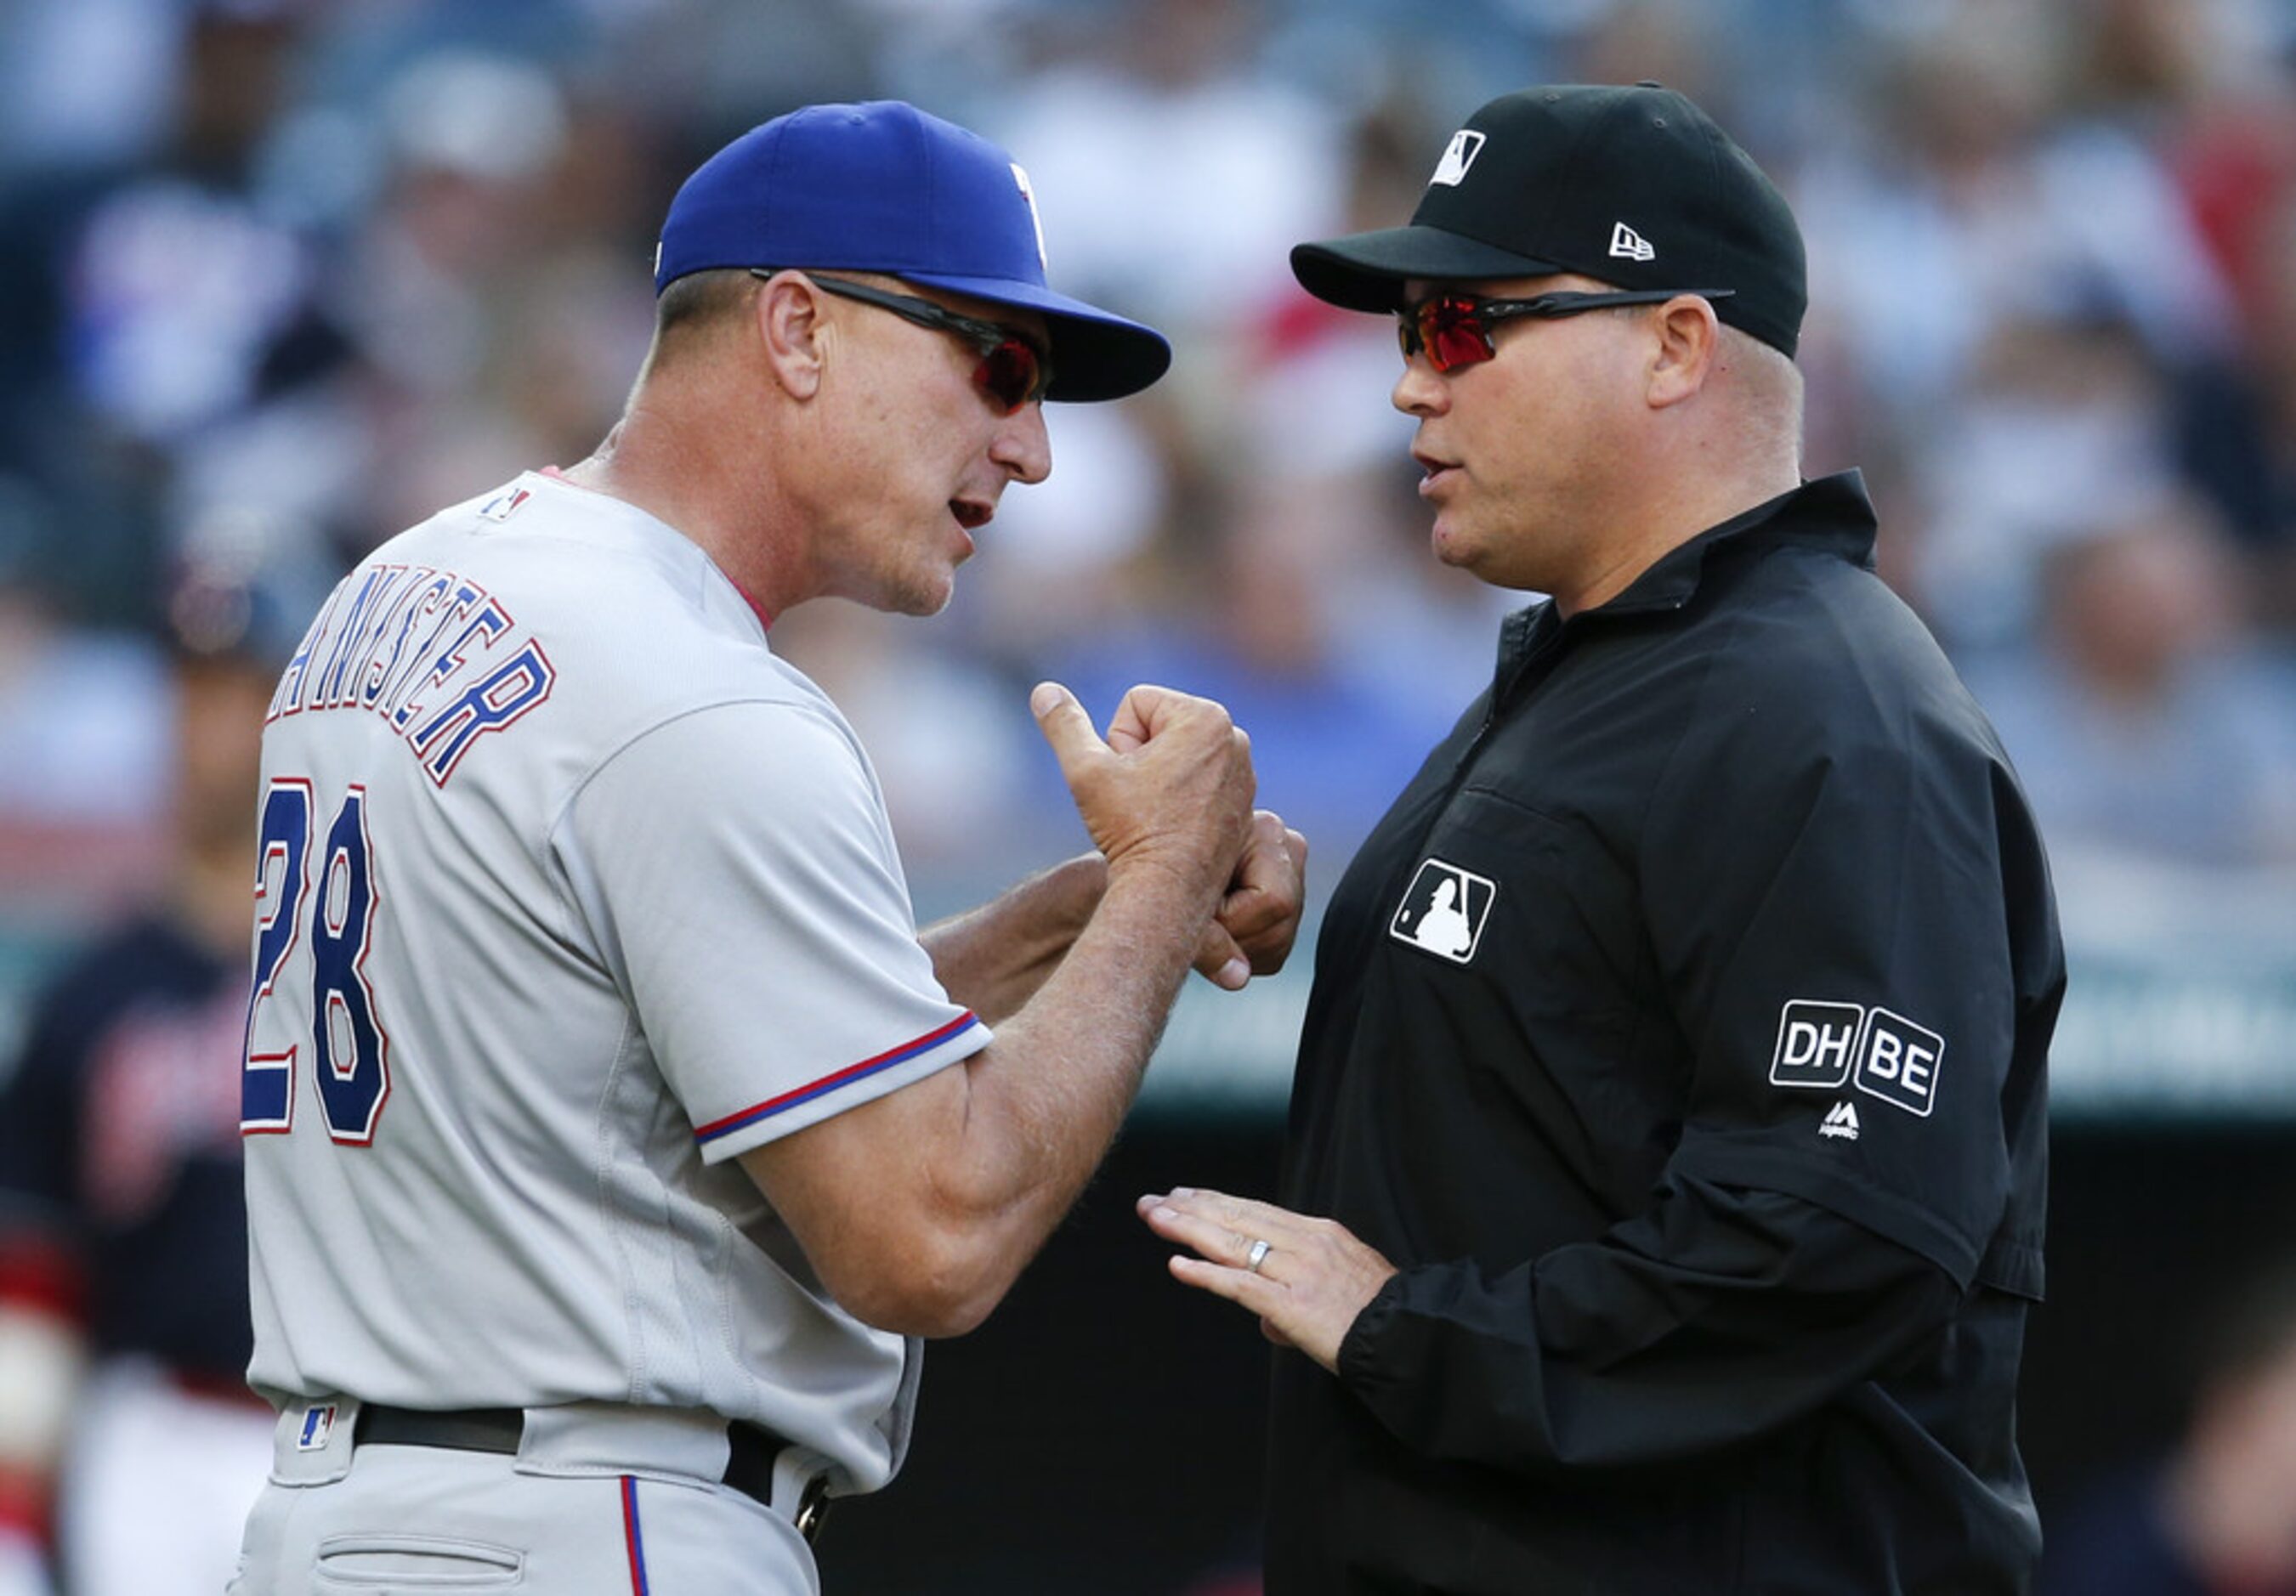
[{"x1": 882, "y1": 561, "x2": 957, "y2": 619}]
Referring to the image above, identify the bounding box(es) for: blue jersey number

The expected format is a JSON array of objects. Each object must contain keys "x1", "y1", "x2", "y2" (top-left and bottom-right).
[{"x1": 241, "y1": 780, "x2": 392, "y2": 1143}]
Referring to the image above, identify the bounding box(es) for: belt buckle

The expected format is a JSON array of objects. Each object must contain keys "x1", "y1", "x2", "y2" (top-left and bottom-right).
[{"x1": 792, "y1": 1472, "x2": 830, "y2": 1543}]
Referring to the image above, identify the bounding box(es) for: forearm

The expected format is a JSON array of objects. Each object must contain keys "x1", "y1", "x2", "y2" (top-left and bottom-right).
[
  {"x1": 745, "y1": 679, "x2": 1258, "y2": 1338},
  {"x1": 910, "y1": 858, "x2": 1216, "y2": 1323},
  {"x1": 1338, "y1": 1177, "x2": 1959, "y2": 1475},
  {"x1": 920, "y1": 853, "x2": 1107, "y2": 1025}
]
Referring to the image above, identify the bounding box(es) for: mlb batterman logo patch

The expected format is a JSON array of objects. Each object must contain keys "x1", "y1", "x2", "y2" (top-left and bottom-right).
[
  {"x1": 1390, "y1": 858, "x2": 1495, "y2": 965},
  {"x1": 1431, "y1": 130, "x2": 1487, "y2": 187}
]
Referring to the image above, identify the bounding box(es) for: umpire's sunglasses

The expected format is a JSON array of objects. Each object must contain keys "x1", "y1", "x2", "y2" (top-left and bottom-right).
[
  {"x1": 1398, "y1": 287, "x2": 1738, "y2": 373},
  {"x1": 756, "y1": 269, "x2": 1053, "y2": 414}
]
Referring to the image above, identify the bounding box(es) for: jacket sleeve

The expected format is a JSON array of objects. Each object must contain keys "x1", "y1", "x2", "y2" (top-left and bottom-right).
[{"x1": 1335, "y1": 1175, "x2": 1959, "y2": 1474}]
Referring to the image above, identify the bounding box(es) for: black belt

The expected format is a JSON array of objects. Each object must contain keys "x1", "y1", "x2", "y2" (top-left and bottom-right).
[{"x1": 354, "y1": 1404, "x2": 829, "y2": 1543}]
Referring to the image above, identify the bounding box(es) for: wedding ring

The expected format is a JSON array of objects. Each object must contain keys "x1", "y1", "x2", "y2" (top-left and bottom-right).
[{"x1": 1245, "y1": 1237, "x2": 1272, "y2": 1274}]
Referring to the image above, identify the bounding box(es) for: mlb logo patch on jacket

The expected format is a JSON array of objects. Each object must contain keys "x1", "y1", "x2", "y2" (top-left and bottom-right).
[{"x1": 1390, "y1": 858, "x2": 1495, "y2": 965}]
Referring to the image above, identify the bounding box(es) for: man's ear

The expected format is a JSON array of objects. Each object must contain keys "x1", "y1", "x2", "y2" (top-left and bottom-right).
[
  {"x1": 755, "y1": 270, "x2": 825, "y2": 400},
  {"x1": 1646, "y1": 293, "x2": 1720, "y2": 409}
]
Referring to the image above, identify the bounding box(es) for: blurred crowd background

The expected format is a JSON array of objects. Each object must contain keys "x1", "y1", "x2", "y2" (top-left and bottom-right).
[{"x1": 2, "y1": 0, "x2": 2295, "y2": 1591}]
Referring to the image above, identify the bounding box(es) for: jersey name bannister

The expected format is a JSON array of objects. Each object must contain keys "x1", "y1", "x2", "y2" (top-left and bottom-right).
[{"x1": 267, "y1": 561, "x2": 556, "y2": 786}]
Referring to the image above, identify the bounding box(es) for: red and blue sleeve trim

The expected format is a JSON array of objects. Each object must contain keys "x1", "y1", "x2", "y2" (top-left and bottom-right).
[{"x1": 694, "y1": 1011, "x2": 982, "y2": 1146}]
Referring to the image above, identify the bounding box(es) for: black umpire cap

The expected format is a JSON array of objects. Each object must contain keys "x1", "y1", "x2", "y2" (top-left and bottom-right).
[{"x1": 1292, "y1": 83, "x2": 1807, "y2": 359}]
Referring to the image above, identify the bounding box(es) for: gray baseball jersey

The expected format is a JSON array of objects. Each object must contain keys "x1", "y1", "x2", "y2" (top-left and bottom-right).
[{"x1": 239, "y1": 470, "x2": 990, "y2": 1498}]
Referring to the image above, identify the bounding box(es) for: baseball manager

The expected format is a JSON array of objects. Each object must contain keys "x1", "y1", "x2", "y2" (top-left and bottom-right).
[
  {"x1": 230, "y1": 101, "x2": 1303, "y2": 1595},
  {"x1": 1143, "y1": 83, "x2": 2061, "y2": 1593}
]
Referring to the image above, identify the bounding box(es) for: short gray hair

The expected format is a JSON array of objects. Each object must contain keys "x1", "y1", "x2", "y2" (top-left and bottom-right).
[
  {"x1": 1717, "y1": 325, "x2": 1805, "y2": 469},
  {"x1": 651, "y1": 268, "x2": 756, "y2": 348}
]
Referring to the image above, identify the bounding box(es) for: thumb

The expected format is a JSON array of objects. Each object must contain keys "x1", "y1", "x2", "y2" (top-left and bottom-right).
[
  {"x1": 1192, "y1": 920, "x2": 1251, "y2": 991},
  {"x1": 1030, "y1": 681, "x2": 1108, "y2": 778}
]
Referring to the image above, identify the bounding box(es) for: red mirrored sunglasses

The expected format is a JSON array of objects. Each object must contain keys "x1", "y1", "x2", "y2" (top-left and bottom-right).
[
  {"x1": 1397, "y1": 288, "x2": 1737, "y2": 373},
  {"x1": 757, "y1": 269, "x2": 1054, "y2": 413}
]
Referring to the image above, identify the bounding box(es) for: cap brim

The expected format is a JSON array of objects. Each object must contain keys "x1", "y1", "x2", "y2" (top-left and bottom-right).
[
  {"x1": 1290, "y1": 226, "x2": 1566, "y2": 313},
  {"x1": 902, "y1": 272, "x2": 1171, "y2": 403}
]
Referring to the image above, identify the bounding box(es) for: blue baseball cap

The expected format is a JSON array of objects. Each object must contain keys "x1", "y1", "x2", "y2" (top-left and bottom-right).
[{"x1": 654, "y1": 100, "x2": 1171, "y2": 403}]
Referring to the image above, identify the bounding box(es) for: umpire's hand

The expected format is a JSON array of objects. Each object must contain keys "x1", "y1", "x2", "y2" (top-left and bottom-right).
[
  {"x1": 1193, "y1": 809, "x2": 1308, "y2": 989},
  {"x1": 1137, "y1": 1187, "x2": 1397, "y2": 1373}
]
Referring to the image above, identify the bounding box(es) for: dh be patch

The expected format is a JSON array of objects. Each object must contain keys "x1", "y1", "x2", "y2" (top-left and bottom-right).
[
  {"x1": 1768, "y1": 999, "x2": 1946, "y2": 1117},
  {"x1": 1390, "y1": 858, "x2": 1495, "y2": 965}
]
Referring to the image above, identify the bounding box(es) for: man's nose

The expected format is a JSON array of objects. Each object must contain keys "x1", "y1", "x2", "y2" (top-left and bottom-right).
[{"x1": 994, "y1": 400, "x2": 1052, "y2": 484}]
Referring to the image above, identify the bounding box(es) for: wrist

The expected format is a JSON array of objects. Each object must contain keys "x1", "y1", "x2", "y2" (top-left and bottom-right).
[{"x1": 1103, "y1": 845, "x2": 1224, "y2": 917}]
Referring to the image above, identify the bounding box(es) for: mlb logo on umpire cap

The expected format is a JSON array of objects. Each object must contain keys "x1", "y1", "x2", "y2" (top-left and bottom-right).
[
  {"x1": 1431, "y1": 130, "x2": 1487, "y2": 188},
  {"x1": 1390, "y1": 858, "x2": 1495, "y2": 965},
  {"x1": 1291, "y1": 82, "x2": 1808, "y2": 358}
]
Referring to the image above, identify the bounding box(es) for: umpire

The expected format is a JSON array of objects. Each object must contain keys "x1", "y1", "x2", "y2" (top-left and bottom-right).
[{"x1": 1142, "y1": 83, "x2": 2061, "y2": 1593}]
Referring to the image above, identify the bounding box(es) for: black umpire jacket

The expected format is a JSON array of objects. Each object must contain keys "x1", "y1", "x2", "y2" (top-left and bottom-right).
[{"x1": 1270, "y1": 473, "x2": 2061, "y2": 1595}]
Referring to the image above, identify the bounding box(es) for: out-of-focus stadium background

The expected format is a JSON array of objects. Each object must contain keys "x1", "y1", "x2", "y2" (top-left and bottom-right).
[{"x1": 1, "y1": 0, "x2": 2293, "y2": 1590}]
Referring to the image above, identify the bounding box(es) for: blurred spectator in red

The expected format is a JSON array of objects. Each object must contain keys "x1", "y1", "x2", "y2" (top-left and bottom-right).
[{"x1": 0, "y1": 565, "x2": 293, "y2": 1596}]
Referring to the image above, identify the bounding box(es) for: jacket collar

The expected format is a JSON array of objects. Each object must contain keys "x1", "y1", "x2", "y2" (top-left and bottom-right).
[
  {"x1": 1495, "y1": 470, "x2": 1879, "y2": 667},
  {"x1": 1599, "y1": 469, "x2": 1877, "y2": 615}
]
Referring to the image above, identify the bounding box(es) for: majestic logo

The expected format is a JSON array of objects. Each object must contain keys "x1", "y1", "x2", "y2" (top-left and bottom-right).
[
  {"x1": 1390, "y1": 858, "x2": 1496, "y2": 965},
  {"x1": 297, "y1": 1404, "x2": 339, "y2": 1451},
  {"x1": 1431, "y1": 130, "x2": 1487, "y2": 188},
  {"x1": 1011, "y1": 162, "x2": 1049, "y2": 271},
  {"x1": 1608, "y1": 221, "x2": 1656, "y2": 262},
  {"x1": 1819, "y1": 1101, "x2": 1862, "y2": 1141},
  {"x1": 1769, "y1": 999, "x2": 1946, "y2": 1117}
]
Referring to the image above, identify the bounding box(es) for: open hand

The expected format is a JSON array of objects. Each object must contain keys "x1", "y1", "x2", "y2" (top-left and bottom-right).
[{"x1": 1137, "y1": 1186, "x2": 1396, "y2": 1372}]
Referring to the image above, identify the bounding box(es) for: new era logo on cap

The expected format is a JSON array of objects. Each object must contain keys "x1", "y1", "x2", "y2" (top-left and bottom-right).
[
  {"x1": 1431, "y1": 130, "x2": 1486, "y2": 188},
  {"x1": 1609, "y1": 222, "x2": 1654, "y2": 262}
]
